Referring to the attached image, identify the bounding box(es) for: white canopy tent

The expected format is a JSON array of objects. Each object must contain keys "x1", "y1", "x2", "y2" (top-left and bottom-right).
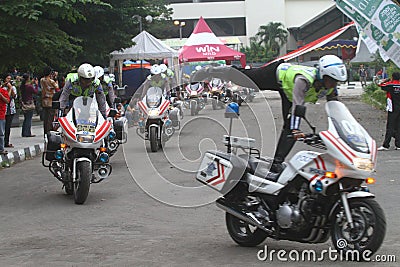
[{"x1": 109, "y1": 31, "x2": 179, "y2": 85}]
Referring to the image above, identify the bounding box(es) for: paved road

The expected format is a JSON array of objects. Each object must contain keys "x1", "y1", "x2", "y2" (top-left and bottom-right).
[{"x1": 0, "y1": 96, "x2": 398, "y2": 266}]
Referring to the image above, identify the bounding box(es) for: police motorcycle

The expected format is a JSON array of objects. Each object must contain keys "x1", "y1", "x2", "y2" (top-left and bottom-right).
[
  {"x1": 136, "y1": 86, "x2": 177, "y2": 152},
  {"x1": 224, "y1": 81, "x2": 244, "y2": 106},
  {"x1": 184, "y1": 82, "x2": 207, "y2": 116},
  {"x1": 196, "y1": 102, "x2": 385, "y2": 257},
  {"x1": 42, "y1": 94, "x2": 114, "y2": 204},
  {"x1": 207, "y1": 78, "x2": 225, "y2": 110},
  {"x1": 238, "y1": 87, "x2": 256, "y2": 103}
]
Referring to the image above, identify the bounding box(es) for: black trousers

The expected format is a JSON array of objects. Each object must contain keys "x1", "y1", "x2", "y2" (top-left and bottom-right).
[
  {"x1": 273, "y1": 91, "x2": 296, "y2": 163},
  {"x1": 382, "y1": 109, "x2": 400, "y2": 148},
  {"x1": 42, "y1": 107, "x2": 56, "y2": 135},
  {"x1": 4, "y1": 114, "x2": 14, "y2": 146}
]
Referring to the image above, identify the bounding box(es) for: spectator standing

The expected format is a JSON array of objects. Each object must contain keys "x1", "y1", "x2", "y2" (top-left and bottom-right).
[
  {"x1": 377, "y1": 72, "x2": 400, "y2": 151},
  {"x1": 359, "y1": 64, "x2": 368, "y2": 87},
  {"x1": 2, "y1": 75, "x2": 17, "y2": 148},
  {"x1": 345, "y1": 59, "x2": 352, "y2": 85},
  {"x1": 0, "y1": 83, "x2": 10, "y2": 154},
  {"x1": 40, "y1": 66, "x2": 59, "y2": 135},
  {"x1": 20, "y1": 74, "x2": 38, "y2": 137}
]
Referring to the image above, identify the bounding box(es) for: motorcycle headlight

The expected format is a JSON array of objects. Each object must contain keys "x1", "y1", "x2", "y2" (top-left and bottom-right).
[
  {"x1": 353, "y1": 157, "x2": 374, "y2": 171},
  {"x1": 77, "y1": 134, "x2": 94, "y2": 143}
]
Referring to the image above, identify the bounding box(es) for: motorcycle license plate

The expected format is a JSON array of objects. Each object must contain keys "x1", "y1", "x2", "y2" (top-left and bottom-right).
[
  {"x1": 76, "y1": 124, "x2": 95, "y2": 133},
  {"x1": 149, "y1": 109, "x2": 159, "y2": 116},
  {"x1": 191, "y1": 91, "x2": 198, "y2": 96}
]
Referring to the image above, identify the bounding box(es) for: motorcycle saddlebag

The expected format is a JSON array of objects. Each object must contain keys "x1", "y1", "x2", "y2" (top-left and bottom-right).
[
  {"x1": 169, "y1": 108, "x2": 179, "y2": 127},
  {"x1": 45, "y1": 131, "x2": 62, "y2": 161},
  {"x1": 196, "y1": 150, "x2": 247, "y2": 195},
  {"x1": 114, "y1": 118, "x2": 128, "y2": 141}
]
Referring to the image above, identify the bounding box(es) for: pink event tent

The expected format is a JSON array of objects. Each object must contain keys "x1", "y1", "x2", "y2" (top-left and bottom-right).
[{"x1": 179, "y1": 17, "x2": 246, "y2": 67}]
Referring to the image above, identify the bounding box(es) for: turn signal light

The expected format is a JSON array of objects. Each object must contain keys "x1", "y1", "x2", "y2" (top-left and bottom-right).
[
  {"x1": 365, "y1": 177, "x2": 376, "y2": 184},
  {"x1": 60, "y1": 143, "x2": 67, "y2": 149},
  {"x1": 325, "y1": 172, "x2": 336, "y2": 178},
  {"x1": 100, "y1": 147, "x2": 107, "y2": 152}
]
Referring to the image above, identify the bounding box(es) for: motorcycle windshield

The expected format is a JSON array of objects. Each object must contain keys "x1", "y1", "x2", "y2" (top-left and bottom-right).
[
  {"x1": 146, "y1": 87, "x2": 163, "y2": 108},
  {"x1": 73, "y1": 96, "x2": 98, "y2": 131},
  {"x1": 326, "y1": 101, "x2": 370, "y2": 154}
]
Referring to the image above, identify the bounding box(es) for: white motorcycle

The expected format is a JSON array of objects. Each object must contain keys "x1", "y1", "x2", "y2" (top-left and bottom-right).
[
  {"x1": 42, "y1": 95, "x2": 114, "y2": 204},
  {"x1": 196, "y1": 101, "x2": 385, "y2": 257},
  {"x1": 137, "y1": 87, "x2": 178, "y2": 152}
]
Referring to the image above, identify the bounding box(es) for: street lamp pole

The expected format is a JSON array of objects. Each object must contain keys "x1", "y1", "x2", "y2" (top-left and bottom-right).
[
  {"x1": 132, "y1": 15, "x2": 142, "y2": 32},
  {"x1": 174, "y1": 20, "x2": 186, "y2": 39}
]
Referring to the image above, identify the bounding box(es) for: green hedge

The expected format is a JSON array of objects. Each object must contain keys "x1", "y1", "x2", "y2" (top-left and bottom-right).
[{"x1": 361, "y1": 83, "x2": 386, "y2": 110}]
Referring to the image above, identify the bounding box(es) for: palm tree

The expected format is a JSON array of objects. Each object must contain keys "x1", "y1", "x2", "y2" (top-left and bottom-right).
[{"x1": 256, "y1": 22, "x2": 288, "y2": 58}]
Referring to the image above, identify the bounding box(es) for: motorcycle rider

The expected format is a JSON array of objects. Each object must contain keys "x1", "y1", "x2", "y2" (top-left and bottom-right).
[
  {"x1": 141, "y1": 64, "x2": 171, "y2": 98},
  {"x1": 59, "y1": 63, "x2": 107, "y2": 118},
  {"x1": 94, "y1": 66, "x2": 116, "y2": 107},
  {"x1": 193, "y1": 55, "x2": 347, "y2": 173}
]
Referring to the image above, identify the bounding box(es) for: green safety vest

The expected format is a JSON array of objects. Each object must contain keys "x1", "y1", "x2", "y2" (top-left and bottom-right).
[
  {"x1": 68, "y1": 73, "x2": 101, "y2": 97},
  {"x1": 278, "y1": 64, "x2": 334, "y2": 103}
]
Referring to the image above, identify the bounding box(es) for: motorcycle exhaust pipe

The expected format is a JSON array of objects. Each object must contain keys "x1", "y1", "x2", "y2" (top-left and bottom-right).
[{"x1": 216, "y1": 198, "x2": 273, "y2": 234}]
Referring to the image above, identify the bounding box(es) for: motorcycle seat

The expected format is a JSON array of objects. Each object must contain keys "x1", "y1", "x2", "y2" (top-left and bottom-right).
[{"x1": 239, "y1": 154, "x2": 280, "y2": 182}]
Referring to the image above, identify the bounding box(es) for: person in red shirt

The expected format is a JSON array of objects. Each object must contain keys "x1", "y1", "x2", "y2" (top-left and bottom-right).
[
  {"x1": 377, "y1": 72, "x2": 400, "y2": 151},
  {"x1": 0, "y1": 85, "x2": 10, "y2": 154}
]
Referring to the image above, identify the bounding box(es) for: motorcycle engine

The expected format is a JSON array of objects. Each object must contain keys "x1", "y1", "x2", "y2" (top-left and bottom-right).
[{"x1": 276, "y1": 202, "x2": 304, "y2": 229}]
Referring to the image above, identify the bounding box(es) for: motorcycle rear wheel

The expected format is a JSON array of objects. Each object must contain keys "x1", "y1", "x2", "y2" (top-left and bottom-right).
[
  {"x1": 225, "y1": 212, "x2": 268, "y2": 247},
  {"x1": 331, "y1": 198, "x2": 386, "y2": 257},
  {"x1": 73, "y1": 161, "x2": 91, "y2": 204}
]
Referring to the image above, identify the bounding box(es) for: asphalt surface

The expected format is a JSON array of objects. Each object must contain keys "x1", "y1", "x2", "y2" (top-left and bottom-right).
[{"x1": 0, "y1": 94, "x2": 398, "y2": 266}]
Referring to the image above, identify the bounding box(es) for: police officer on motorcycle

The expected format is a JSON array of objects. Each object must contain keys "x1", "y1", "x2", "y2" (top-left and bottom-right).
[
  {"x1": 193, "y1": 55, "x2": 347, "y2": 173},
  {"x1": 59, "y1": 63, "x2": 107, "y2": 118},
  {"x1": 94, "y1": 66, "x2": 116, "y2": 107}
]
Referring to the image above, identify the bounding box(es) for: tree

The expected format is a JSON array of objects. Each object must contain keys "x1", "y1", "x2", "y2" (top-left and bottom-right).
[
  {"x1": 241, "y1": 22, "x2": 288, "y2": 63},
  {"x1": 256, "y1": 22, "x2": 288, "y2": 59},
  {"x1": 0, "y1": 0, "x2": 173, "y2": 74},
  {"x1": 0, "y1": 0, "x2": 109, "y2": 74}
]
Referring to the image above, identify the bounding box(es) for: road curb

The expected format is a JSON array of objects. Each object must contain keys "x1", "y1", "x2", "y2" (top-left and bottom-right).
[{"x1": 0, "y1": 143, "x2": 44, "y2": 168}]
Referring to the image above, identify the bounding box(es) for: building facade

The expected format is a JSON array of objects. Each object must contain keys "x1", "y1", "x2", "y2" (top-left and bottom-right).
[{"x1": 168, "y1": 0, "x2": 358, "y2": 60}]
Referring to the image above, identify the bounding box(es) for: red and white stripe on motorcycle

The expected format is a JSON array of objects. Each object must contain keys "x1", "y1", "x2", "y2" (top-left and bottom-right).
[
  {"x1": 320, "y1": 130, "x2": 355, "y2": 163},
  {"x1": 310, "y1": 155, "x2": 328, "y2": 182},
  {"x1": 59, "y1": 117, "x2": 76, "y2": 141},
  {"x1": 138, "y1": 101, "x2": 148, "y2": 115},
  {"x1": 159, "y1": 100, "x2": 170, "y2": 115},
  {"x1": 94, "y1": 121, "x2": 111, "y2": 143},
  {"x1": 206, "y1": 162, "x2": 226, "y2": 187}
]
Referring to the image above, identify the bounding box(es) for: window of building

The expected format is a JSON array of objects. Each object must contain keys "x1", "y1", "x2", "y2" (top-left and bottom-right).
[{"x1": 180, "y1": 17, "x2": 246, "y2": 38}]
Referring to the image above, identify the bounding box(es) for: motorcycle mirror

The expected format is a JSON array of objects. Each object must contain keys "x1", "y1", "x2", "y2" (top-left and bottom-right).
[
  {"x1": 294, "y1": 105, "x2": 306, "y2": 118},
  {"x1": 116, "y1": 85, "x2": 126, "y2": 96},
  {"x1": 108, "y1": 109, "x2": 118, "y2": 117},
  {"x1": 225, "y1": 102, "x2": 239, "y2": 118}
]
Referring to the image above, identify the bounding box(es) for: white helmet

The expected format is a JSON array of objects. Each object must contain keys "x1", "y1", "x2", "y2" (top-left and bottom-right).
[
  {"x1": 195, "y1": 65, "x2": 202, "y2": 71},
  {"x1": 159, "y1": 64, "x2": 168, "y2": 73},
  {"x1": 318, "y1": 55, "x2": 347, "y2": 82},
  {"x1": 150, "y1": 64, "x2": 162, "y2": 75},
  {"x1": 93, "y1": 66, "x2": 104, "y2": 79},
  {"x1": 77, "y1": 63, "x2": 95, "y2": 79}
]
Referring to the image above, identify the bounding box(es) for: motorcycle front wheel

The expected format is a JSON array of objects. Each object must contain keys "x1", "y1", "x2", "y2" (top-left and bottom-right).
[
  {"x1": 331, "y1": 198, "x2": 386, "y2": 257},
  {"x1": 74, "y1": 161, "x2": 91, "y2": 204},
  {"x1": 149, "y1": 127, "x2": 158, "y2": 152},
  {"x1": 212, "y1": 99, "x2": 218, "y2": 110},
  {"x1": 190, "y1": 101, "x2": 197, "y2": 116},
  {"x1": 225, "y1": 212, "x2": 268, "y2": 247}
]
